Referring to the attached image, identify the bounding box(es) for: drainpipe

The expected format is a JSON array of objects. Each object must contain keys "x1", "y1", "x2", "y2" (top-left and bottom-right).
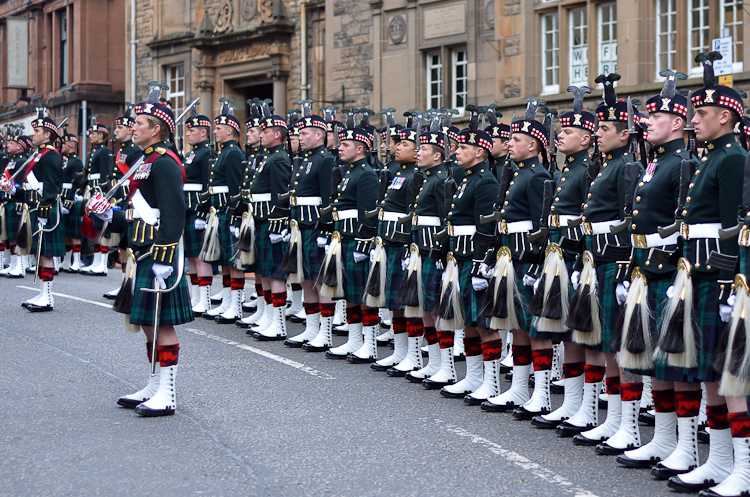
[
  {"x1": 300, "y1": 0, "x2": 307, "y2": 101},
  {"x1": 130, "y1": 0, "x2": 137, "y2": 101}
]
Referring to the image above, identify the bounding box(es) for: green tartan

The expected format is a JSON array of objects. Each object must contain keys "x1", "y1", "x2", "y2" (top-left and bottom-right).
[
  {"x1": 216, "y1": 212, "x2": 236, "y2": 267},
  {"x1": 421, "y1": 254, "x2": 441, "y2": 312},
  {"x1": 256, "y1": 221, "x2": 286, "y2": 278},
  {"x1": 5, "y1": 202, "x2": 20, "y2": 242},
  {"x1": 32, "y1": 205, "x2": 65, "y2": 257},
  {"x1": 579, "y1": 261, "x2": 621, "y2": 354},
  {"x1": 62, "y1": 205, "x2": 82, "y2": 239},
  {"x1": 183, "y1": 211, "x2": 204, "y2": 259},
  {"x1": 384, "y1": 244, "x2": 407, "y2": 310},
  {"x1": 341, "y1": 238, "x2": 368, "y2": 304},
  {"x1": 129, "y1": 256, "x2": 194, "y2": 326},
  {"x1": 300, "y1": 227, "x2": 323, "y2": 280},
  {"x1": 458, "y1": 260, "x2": 487, "y2": 328}
]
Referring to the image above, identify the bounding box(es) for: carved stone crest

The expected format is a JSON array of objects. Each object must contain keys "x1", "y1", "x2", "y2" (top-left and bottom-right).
[
  {"x1": 388, "y1": 14, "x2": 407, "y2": 45},
  {"x1": 241, "y1": 0, "x2": 257, "y2": 22},
  {"x1": 214, "y1": 0, "x2": 233, "y2": 33}
]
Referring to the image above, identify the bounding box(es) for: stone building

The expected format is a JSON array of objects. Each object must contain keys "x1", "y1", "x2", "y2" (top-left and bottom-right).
[{"x1": 0, "y1": 0, "x2": 126, "y2": 143}]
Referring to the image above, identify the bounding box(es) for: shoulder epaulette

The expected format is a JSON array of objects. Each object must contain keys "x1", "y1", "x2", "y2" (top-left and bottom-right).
[{"x1": 155, "y1": 147, "x2": 167, "y2": 155}]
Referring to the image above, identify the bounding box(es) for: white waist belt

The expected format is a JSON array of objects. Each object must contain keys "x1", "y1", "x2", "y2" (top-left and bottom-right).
[
  {"x1": 62, "y1": 183, "x2": 73, "y2": 190},
  {"x1": 632, "y1": 232, "x2": 680, "y2": 248},
  {"x1": 591, "y1": 219, "x2": 619, "y2": 235},
  {"x1": 550, "y1": 214, "x2": 579, "y2": 225},
  {"x1": 251, "y1": 193, "x2": 271, "y2": 202},
  {"x1": 380, "y1": 211, "x2": 408, "y2": 222},
  {"x1": 183, "y1": 183, "x2": 203, "y2": 192},
  {"x1": 293, "y1": 196, "x2": 322, "y2": 206},
  {"x1": 504, "y1": 220, "x2": 533, "y2": 234},
  {"x1": 132, "y1": 208, "x2": 161, "y2": 220},
  {"x1": 333, "y1": 209, "x2": 358, "y2": 221},
  {"x1": 24, "y1": 183, "x2": 42, "y2": 193},
  {"x1": 684, "y1": 223, "x2": 721, "y2": 239},
  {"x1": 414, "y1": 215, "x2": 441, "y2": 227},
  {"x1": 89, "y1": 173, "x2": 101, "y2": 180},
  {"x1": 210, "y1": 185, "x2": 229, "y2": 194},
  {"x1": 449, "y1": 224, "x2": 476, "y2": 236}
]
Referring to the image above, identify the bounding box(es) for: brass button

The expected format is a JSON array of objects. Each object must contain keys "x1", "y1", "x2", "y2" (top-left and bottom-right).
[
  {"x1": 658, "y1": 264, "x2": 663, "y2": 269},
  {"x1": 561, "y1": 178, "x2": 566, "y2": 183},
  {"x1": 631, "y1": 224, "x2": 636, "y2": 229},
  {"x1": 636, "y1": 196, "x2": 641, "y2": 202},
  {"x1": 633, "y1": 210, "x2": 639, "y2": 216},
  {"x1": 638, "y1": 182, "x2": 644, "y2": 187},
  {"x1": 645, "y1": 260, "x2": 650, "y2": 266}
]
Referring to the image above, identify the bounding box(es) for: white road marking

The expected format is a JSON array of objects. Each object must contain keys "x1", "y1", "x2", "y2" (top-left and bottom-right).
[
  {"x1": 435, "y1": 420, "x2": 600, "y2": 497},
  {"x1": 17, "y1": 285, "x2": 113, "y2": 308},
  {"x1": 186, "y1": 328, "x2": 336, "y2": 380}
]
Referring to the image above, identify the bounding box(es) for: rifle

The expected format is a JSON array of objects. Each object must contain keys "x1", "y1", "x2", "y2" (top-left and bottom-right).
[
  {"x1": 610, "y1": 97, "x2": 642, "y2": 235},
  {"x1": 480, "y1": 113, "x2": 515, "y2": 225}
]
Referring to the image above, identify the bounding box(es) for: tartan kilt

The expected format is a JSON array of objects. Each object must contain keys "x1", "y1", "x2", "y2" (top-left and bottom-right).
[
  {"x1": 183, "y1": 211, "x2": 204, "y2": 259},
  {"x1": 421, "y1": 252, "x2": 442, "y2": 312},
  {"x1": 129, "y1": 256, "x2": 194, "y2": 326},
  {"x1": 63, "y1": 205, "x2": 83, "y2": 239},
  {"x1": 93, "y1": 215, "x2": 105, "y2": 233},
  {"x1": 300, "y1": 226, "x2": 323, "y2": 280},
  {"x1": 579, "y1": 261, "x2": 621, "y2": 354},
  {"x1": 384, "y1": 243, "x2": 407, "y2": 310},
  {"x1": 5, "y1": 202, "x2": 20, "y2": 242},
  {"x1": 216, "y1": 212, "x2": 236, "y2": 267},
  {"x1": 341, "y1": 238, "x2": 368, "y2": 304},
  {"x1": 527, "y1": 244, "x2": 575, "y2": 342},
  {"x1": 457, "y1": 259, "x2": 487, "y2": 328},
  {"x1": 35, "y1": 218, "x2": 65, "y2": 258},
  {"x1": 255, "y1": 221, "x2": 286, "y2": 279}
]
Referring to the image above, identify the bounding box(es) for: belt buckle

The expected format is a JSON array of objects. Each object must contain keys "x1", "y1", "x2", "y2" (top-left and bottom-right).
[
  {"x1": 333, "y1": 210, "x2": 340, "y2": 222},
  {"x1": 632, "y1": 234, "x2": 648, "y2": 250},
  {"x1": 447, "y1": 222, "x2": 454, "y2": 237},
  {"x1": 681, "y1": 223, "x2": 690, "y2": 241},
  {"x1": 290, "y1": 196, "x2": 297, "y2": 207},
  {"x1": 549, "y1": 214, "x2": 560, "y2": 228},
  {"x1": 582, "y1": 222, "x2": 593, "y2": 236},
  {"x1": 740, "y1": 225, "x2": 750, "y2": 247},
  {"x1": 499, "y1": 220, "x2": 508, "y2": 235},
  {"x1": 378, "y1": 210, "x2": 385, "y2": 221}
]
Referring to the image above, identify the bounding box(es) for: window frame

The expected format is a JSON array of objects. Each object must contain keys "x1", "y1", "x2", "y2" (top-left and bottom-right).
[
  {"x1": 426, "y1": 51, "x2": 443, "y2": 110},
  {"x1": 687, "y1": 0, "x2": 711, "y2": 75},
  {"x1": 720, "y1": 0, "x2": 744, "y2": 72},
  {"x1": 541, "y1": 11, "x2": 560, "y2": 95},
  {"x1": 597, "y1": 2, "x2": 617, "y2": 76},
  {"x1": 655, "y1": 0, "x2": 677, "y2": 78},
  {"x1": 451, "y1": 48, "x2": 468, "y2": 111},
  {"x1": 60, "y1": 10, "x2": 68, "y2": 87},
  {"x1": 165, "y1": 63, "x2": 186, "y2": 144},
  {"x1": 568, "y1": 6, "x2": 588, "y2": 86}
]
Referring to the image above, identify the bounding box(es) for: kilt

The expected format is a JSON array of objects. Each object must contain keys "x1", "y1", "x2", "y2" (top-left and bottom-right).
[
  {"x1": 183, "y1": 211, "x2": 204, "y2": 259},
  {"x1": 300, "y1": 226, "x2": 323, "y2": 280},
  {"x1": 384, "y1": 244, "x2": 407, "y2": 311},
  {"x1": 5, "y1": 202, "x2": 20, "y2": 242},
  {"x1": 526, "y1": 254, "x2": 574, "y2": 342},
  {"x1": 129, "y1": 255, "x2": 194, "y2": 326},
  {"x1": 457, "y1": 260, "x2": 487, "y2": 328},
  {"x1": 255, "y1": 221, "x2": 286, "y2": 279},
  {"x1": 421, "y1": 253, "x2": 442, "y2": 312},
  {"x1": 216, "y1": 212, "x2": 236, "y2": 267},
  {"x1": 63, "y1": 205, "x2": 83, "y2": 240},
  {"x1": 579, "y1": 261, "x2": 621, "y2": 354},
  {"x1": 341, "y1": 237, "x2": 368, "y2": 305},
  {"x1": 652, "y1": 277, "x2": 722, "y2": 383},
  {"x1": 32, "y1": 207, "x2": 65, "y2": 257}
]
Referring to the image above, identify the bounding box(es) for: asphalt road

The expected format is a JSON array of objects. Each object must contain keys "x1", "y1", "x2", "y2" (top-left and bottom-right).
[{"x1": 0, "y1": 270, "x2": 708, "y2": 497}]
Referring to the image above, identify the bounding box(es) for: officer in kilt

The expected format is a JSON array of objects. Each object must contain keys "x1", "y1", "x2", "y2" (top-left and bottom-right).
[
  {"x1": 283, "y1": 111, "x2": 336, "y2": 347},
  {"x1": 200, "y1": 100, "x2": 245, "y2": 323},
  {"x1": 183, "y1": 110, "x2": 213, "y2": 315},
  {"x1": 661, "y1": 54, "x2": 748, "y2": 495},
  {"x1": 81, "y1": 120, "x2": 111, "y2": 275},
  {"x1": 87, "y1": 82, "x2": 192, "y2": 417},
  {"x1": 59, "y1": 130, "x2": 84, "y2": 272},
  {"x1": 402, "y1": 129, "x2": 448, "y2": 383},
  {"x1": 8, "y1": 111, "x2": 65, "y2": 311},
  {"x1": 245, "y1": 110, "x2": 292, "y2": 340},
  {"x1": 313, "y1": 126, "x2": 378, "y2": 357},
  {"x1": 531, "y1": 87, "x2": 595, "y2": 431},
  {"x1": 425, "y1": 112, "x2": 499, "y2": 402},
  {"x1": 0, "y1": 133, "x2": 30, "y2": 277}
]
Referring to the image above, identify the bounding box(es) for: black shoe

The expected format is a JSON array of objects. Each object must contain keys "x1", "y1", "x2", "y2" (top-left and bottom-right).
[
  {"x1": 550, "y1": 382, "x2": 565, "y2": 395},
  {"x1": 556, "y1": 421, "x2": 594, "y2": 437},
  {"x1": 386, "y1": 367, "x2": 409, "y2": 377},
  {"x1": 370, "y1": 362, "x2": 392, "y2": 372},
  {"x1": 639, "y1": 411, "x2": 656, "y2": 426},
  {"x1": 453, "y1": 354, "x2": 465, "y2": 362},
  {"x1": 440, "y1": 388, "x2": 470, "y2": 399},
  {"x1": 134, "y1": 404, "x2": 175, "y2": 417},
  {"x1": 616, "y1": 453, "x2": 661, "y2": 468},
  {"x1": 650, "y1": 462, "x2": 696, "y2": 480},
  {"x1": 325, "y1": 350, "x2": 349, "y2": 359},
  {"x1": 284, "y1": 338, "x2": 305, "y2": 348},
  {"x1": 498, "y1": 363, "x2": 512, "y2": 374},
  {"x1": 103, "y1": 292, "x2": 118, "y2": 300},
  {"x1": 572, "y1": 433, "x2": 606, "y2": 446},
  {"x1": 347, "y1": 354, "x2": 376, "y2": 364},
  {"x1": 287, "y1": 315, "x2": 305, "y2": 324},
  {"x1": 405, "y1": 371, "x2": 427, "y2": 383},
  {"x1": 202, "y1": 312, "x2": 219, "y2": 320},
  {"x1": 480, "y1": 400, "x2": 518, "y2": 413},
  {"x1": 302, "y1": 342, "x2": 329, "y2": 352},
  {"x1": 422, "y1": 378, "x2": 455, "y2": 390},
  {"x1": 505, "y1": 371, "x2": 513, "y2": 381},
  {"x1": 117, "y1": 397, "x2": 146, "y2": 409},
  {"x1": 513, "y1": 406, "x2": 550, "y2": 421},
  {"x1": 598, "y1": 398, "x2": 608, "y2": 409},
  {"x1": 667, "y1": 475, "x2": 715, "y2": 493},
  {"x1": 255, "y1": 334, "x2": 286, "y2": 342},
  {"x1": 214, "y1": 315, "x2": 239, "y2": 324},
  {"x1": 531, "y1": 415, "x2": 565, "y2": 429},
  {"x1": 595, "y1": 442, "x2": 633, "y2": 455},
  {"x1": 245, "y1": 329, "x2": 259, "y2": 337},
  {"x1": 27, "y1": 303, "x2": 53, "y2": 312}
]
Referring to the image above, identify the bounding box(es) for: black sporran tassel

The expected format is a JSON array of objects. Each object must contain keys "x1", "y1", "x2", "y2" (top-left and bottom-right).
[
  {"x1": 321, "y1": 253, "x2": 338, "y2": 288},
  {"x1": 479, "y1": 275, "x2": 496, "y2": 317},
  {"x1": 568, "y1": 283, "x2": 593, "y2": 333},
  {"x1": 714, "y1": 323, "x2": 731, "y2": 373},
  {"x1": 281, "y1": 239, "x2": 298, "y2": 273},
  {"x1": 624, "y1": 296, "x2": 646, "y2": 354},
  {"x1": 566, "y1": 286, "x2": 582, "y2": 329},
  {"x1": 366, "y1": 259, "x2": 381, "y2": 297},
  {"x1": 659, "y1": 296, "x2": 686, "y2": 354},
  {"x1": 492, "y1": 274, "x2": 508, "y2": 319},
  {"x1": 528, "y1": 273, "x2": 546, "y2": 317},
  {"x1": 729, "y1": 317, "x2": 748, "y2": 376},
  {"x1": 397, "y1": 270, "x2": 419, "y2": 308},
  {"x1": 541, "y1": 274, "x2": 562, "y2": 320},
  {"x1": 611, "y1": 310, "x2": 625, "y2": 353}
]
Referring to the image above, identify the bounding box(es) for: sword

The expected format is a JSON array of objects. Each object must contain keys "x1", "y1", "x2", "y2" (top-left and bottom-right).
[
  {"x1": 174, "y1": 98, "x2": 200, "y2": 126},
  {"x1": 32, "y1": 197, "x2": 62, "y2": 284}
]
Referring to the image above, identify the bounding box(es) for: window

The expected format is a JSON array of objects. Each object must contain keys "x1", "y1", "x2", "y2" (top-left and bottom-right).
[
  {"x1": 541, "y1": 12, "x2": 559, "y2": 93},
  {"x1": 656, "y1": 0, "x2": 677, "y2": 76},
  {"x1": 688, "y1": 0, "x2": 710, "y2": 74},
  {"x1": 452, "y1": 49, "x2": 468, "y2": 110},
  {"x1": 598, "y1": 3, "x2": 617, "y2": 75},
  {"x1": 721, "y1": 0, "x2": 744, "y2": 70},
  {"x1": 60, "y1": 11, "x2": 68, "y2": 87},
  {"x1": 165, "y1": 64, "x2": 185, "y2": 142},
  {"x1": 426, "y1": 53, "x2": 442, "y2": 109},
  {"x1": 569, "y1": 7, "x2": 588, "y2": 85}
]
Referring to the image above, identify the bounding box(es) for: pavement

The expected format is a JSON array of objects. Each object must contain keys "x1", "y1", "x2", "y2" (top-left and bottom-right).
[{"x1": 0, "y1": 269, "x2": 707, "y2": 496}]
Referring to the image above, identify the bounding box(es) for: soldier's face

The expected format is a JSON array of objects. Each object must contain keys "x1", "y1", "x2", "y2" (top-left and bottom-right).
[
  {"x1": 491, "y1": 137, "x2": 504, "y2": 157},
  {"x1": 61, "y1": 141, "x2": 76, "y2": 154},
  {"x1": 299, "y1": 127, "x2": 322, "y2": 152},
  {"x1": 132, "y1": 116, "x2": 158, "y2": 147},
  {"x1": 508, "y1": 134, "x2": 536, "y2": 162},
  {"x1": 338, "y1": 140, "x2": 363, "y2": 162},
  {"x1": 246, "y1": 127, "x2": 260, "y2": 147},
  {"x1": 395, "y1": 140, "x2": 417, "y2": 164},
  {"x1": 456, "y1": 143, "x2": 482, "y2": 168},
  {"x1": 646, "y1": 112, "x2": 683, "y2": 146},
  {"x1": 114, "y1": 124, "x2": 132, "y2": 142},
  {"x1": 692, "y1": 106, "x2": 732, "y2": 142},
  {"x1": 595, "y1": 122, "x2": 628, "y2": 153},
  {"x1": 417, "y1": 144, "x2": 440, "y2": 168},
  {"x1": 31, "y1": 127, "x2": 47, "y2": 147},
  {"x1": 214, "y1": 124, "x2": 234, "y2": 144},
  {"x1": 186, "y1": 126, "x2": 207, "y2": 146},
  {"x1": 557, "y1": 127, "x2": 590, "y2": 155},
  {"x1": 6, "y1": 141, "x2": 19, "y2": 155},
  {"x1": 326, "y1": 131, "x2": 337, "y2": 149},
  {"x1": 260, "y1": 127, "x2": 281, "y2": 148}
]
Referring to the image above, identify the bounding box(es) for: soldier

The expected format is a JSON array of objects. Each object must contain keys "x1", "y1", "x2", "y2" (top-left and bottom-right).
[
  {"x1": 483, "y1": 106, "x2": 510, "y2": 174},
  {"x1": 283, "y1": 107, "x2": 336, "y2": 347},
  {"x1": 183, "y1": 110, "x2": 213, "y2": 315},
  {"x1": 660, "y1": 54, "x2": 748, "y2": 496},
  {"x1": 59, "y1": 129, "x2": 84, "y2": 273},
  {"x1": 3, "y1": 109, "x2": 64, "y2": 311},
  {"x1": 87, "y1": 82, "x2": 192, "y2": 417},
  {"x1": 530, "y1": 87, "x2": 595, "y2": 430},
  {"x1": 285, "y1": 115, "x2": 305, "y2": 321},
  {"x1": 0, "y1": 132, "x2": 31, "y2": 277},
  {"x1": 104, "y1": 105, "x2": 144, "y2": 299},
  {"x1": 245, "y1": 107, "x2": 292, "y2": 339},
  {"x1": 379, "y1": 122, "x2": 403, "y2": 174},
  {"x1": 424, "y1": 109, "x2": 499, "y2": 396},
  {"x1": 80, "y1": 119, "x2": 111, "y2": 275}
]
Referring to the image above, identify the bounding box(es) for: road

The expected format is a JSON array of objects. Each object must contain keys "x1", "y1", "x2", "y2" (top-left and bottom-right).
[{"x1": 0, "y1": 271, "x2": 706, "y2": 496}]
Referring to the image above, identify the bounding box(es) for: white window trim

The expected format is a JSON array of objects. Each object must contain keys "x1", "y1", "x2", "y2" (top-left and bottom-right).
[
  {"x1": 541, "y1": 12, "x2": 559, "y2": 95},
  {"x1": 451, "y1": 49, "x2": 468, "y2": 113},
  {"x1": 655, "y1": 0, "x2": 677, "y2": 80},
  {"x1": 687, "y1": 0, "x2": 710, "y2": 76},
  {"x1": 569, "y1": 7, "x2": 588, "y2": 86},
  {"x1": 597, "y1": 2, "x2": 617, "y2": 76},
  {"x1": 426, "y1": 52, "x2": 442, "y2": 110},
  {"x1": 720, "y1": 0, "x2": 744, "y2": 73},
  {"x1": 165, "y1": 63, "x2": 186, "y2": 140}
]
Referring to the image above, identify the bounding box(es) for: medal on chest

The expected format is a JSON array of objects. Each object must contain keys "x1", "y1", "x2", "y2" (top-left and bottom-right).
[
  {"x1": 133, "y1": 161, "x2": 152, "y2": 180},
  {"x1": 257, "y1": 159, "x2": 266, "y2": 174},
  {"x1": 7, "y1": 161, "x2": 16, "y2": 171},
  {"x1": 117, "y1": 152, "x2": 127, "y2": 165},
  {"x1": 389, "y1": 177, "x2": 406, "y2": 190},
  {"x1": 341, "y1": 177, "x2": 350, "y2": 191},
  {"x1": 305, "y1": 161, "x2": 313, "y2": 174},
  {"x1": 457, "y1": 183, "x2": 467, "y2": 199},
  {"x1": 185, "y1": 152, "x2": 195, "y2": 164},
  {"x1": 643, "y1": 161, "x2": 656, "y2": 183}
]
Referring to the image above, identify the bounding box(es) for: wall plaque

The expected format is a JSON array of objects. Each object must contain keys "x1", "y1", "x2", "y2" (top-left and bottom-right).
[
  {"x1": 424, "y1": 2, "x2": 466, "y2": 40},
  {"x1": 388, "y1": 14, "x2": 407, "y2": 45}
]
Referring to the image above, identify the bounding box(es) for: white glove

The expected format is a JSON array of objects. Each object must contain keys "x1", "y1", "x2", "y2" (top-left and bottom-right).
[
  {"x1": 522, "y1": 274, "x2": 537, "y2": 287},
  {"x1": 728, "y1": 294, "x2": 737, "y2": 307},
  {"x1": 195, "y1": 218, "x2": 207, "y2": 231},
  {"x1": 615, "y1": 281, "x2": 630, "y2": 306},
  {"x1": 435, "y1": 260, "x2": 444, "y2": 271},
  {"x1": 353, "y1": 251, "x2": 367, "y2": 263},
  {"x1": 369, "y1": 249, "x2": 376, "y2": 263},
  {"x1": 472, "y1": 276, "x2": 488, "y2": 291},
  {"x1": 3, "y1": 183, "x2": 16, "y2": 196},
  {"x1": 324, "y1": 244, "x2": 330, "y2": 254},
  {"x1": 151, "y1": 263, "x2": 173, "y2": 289},
  {"x1": 719, "y1": 304, "x2": 733, "y2": 323},
  {"x1": 230, "y1": 226, "x2": 240, "y2": 238},
  {"x1": 37, "y1": 217, "x2": 47, "y2": 227},
  {"x1": 533, "y1": 277, "x2": 540, "y2": 293},
  {"x1": 269, "y1": 233, "x2": 283, "y2": 244},
  {"x1": 401, "y1": 256, "x2": 410, "y2": 271},
  {"x1": 86, "y1": 193, "x2": 110, "y2": 215},
  {"x1": 95, "y1": 209, "x2": 113, "y2": 223},
  {"x1": 571, "y1": 271, "x2": 580, "y2": 291},
  {"x1": 281, "y1": 228, "x2": 290, "y2": 243},
  {"x1": 666, "y1": 285, "x2": 675, "y2": 299},
  {"x1": 316, "y1": 236, "x2": 328, "y2": 248},
  {"x1": 0, "y1": 177, "x2": 13, "y2": 193},
  {"x1": 60, "y1": 206, "x2": 70, "y2": 215},
  {"x1": 74, "y1": 194, "x2": 84, "y2": 203},
  {"x1": 478, "y1": 262, "x2": 492, "y2": 278}
]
